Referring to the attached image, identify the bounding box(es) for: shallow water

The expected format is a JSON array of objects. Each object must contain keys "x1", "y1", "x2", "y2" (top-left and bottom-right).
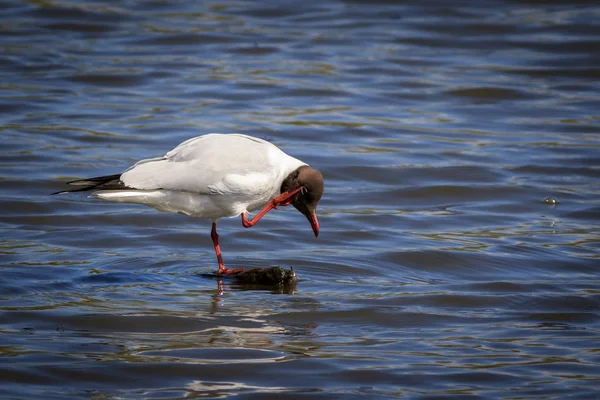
[{"x1": 1, "y1": 0, "x2": 600, "y2": 399}]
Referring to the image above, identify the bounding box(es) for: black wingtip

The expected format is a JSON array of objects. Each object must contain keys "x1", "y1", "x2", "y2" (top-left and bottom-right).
[{"x1": 51, "y1": 173, "x2": 124, "y2": 196}]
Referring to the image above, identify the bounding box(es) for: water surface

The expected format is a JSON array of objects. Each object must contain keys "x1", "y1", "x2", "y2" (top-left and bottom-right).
[{"x1": 1, "y1": 0, "x2": 599, "y2": 398}]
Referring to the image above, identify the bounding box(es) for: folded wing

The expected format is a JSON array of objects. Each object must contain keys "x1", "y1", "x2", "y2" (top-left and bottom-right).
[{"x1": 120, "y1": 134, "x2": 277, "y2": 195}]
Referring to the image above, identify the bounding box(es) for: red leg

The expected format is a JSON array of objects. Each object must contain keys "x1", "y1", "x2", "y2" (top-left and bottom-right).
[
  {"x1": 211, "y1": 222, "x2": 243, "y2": 275},
  {"x1": 241, "y1": 187, "x2": 304, "y2": 228}
]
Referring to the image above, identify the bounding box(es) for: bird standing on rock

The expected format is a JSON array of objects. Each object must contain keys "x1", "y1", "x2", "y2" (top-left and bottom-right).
[{"x1": 54, "y1": 133, "x2": 324, "y2": 275}]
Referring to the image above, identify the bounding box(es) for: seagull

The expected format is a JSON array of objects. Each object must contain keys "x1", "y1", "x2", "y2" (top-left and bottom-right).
[{"x1": 54, "y1": 133, "x2": 324, "y2": 275}]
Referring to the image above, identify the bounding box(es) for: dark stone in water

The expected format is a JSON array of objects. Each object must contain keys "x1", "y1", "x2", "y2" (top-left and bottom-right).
[
  {"x1": 199, "y1": 267, "x2": 297, "y2": 287},
  {"x1": 234, "y1": 267, "x2": 296, "y2": 285}
]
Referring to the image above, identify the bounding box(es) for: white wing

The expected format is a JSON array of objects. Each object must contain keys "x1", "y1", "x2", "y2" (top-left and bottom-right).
[{"x1": 120, "y1": 134, "x2": 303, "y2": 196}]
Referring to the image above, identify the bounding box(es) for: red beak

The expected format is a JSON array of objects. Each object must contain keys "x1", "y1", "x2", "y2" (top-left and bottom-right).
[{"x1": 308, "y1": 211, "x2": 319, "y2": 238}]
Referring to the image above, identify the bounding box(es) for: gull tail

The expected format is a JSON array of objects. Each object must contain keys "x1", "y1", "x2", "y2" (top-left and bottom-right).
[{"x1": 52, "y1": 174, "x2": 127, "y2": 195}]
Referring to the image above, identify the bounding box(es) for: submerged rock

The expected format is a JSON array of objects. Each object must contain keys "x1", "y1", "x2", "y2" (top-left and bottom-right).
[{"x1": 233, "y1": 266, "x2": 297, "y2": 285}]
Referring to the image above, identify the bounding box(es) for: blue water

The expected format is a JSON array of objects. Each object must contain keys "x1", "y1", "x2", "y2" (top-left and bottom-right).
[{"x1": 1, "y1": 1, "x2": 599, "y2": 398}]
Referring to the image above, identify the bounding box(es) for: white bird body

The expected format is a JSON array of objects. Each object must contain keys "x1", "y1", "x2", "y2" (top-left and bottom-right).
[
  {"x1": 93, "y1": 134, "x2": 306, "y2": 220},
  {"x1": 58, "y1": 133, "x2": 323, "y2": 275}
]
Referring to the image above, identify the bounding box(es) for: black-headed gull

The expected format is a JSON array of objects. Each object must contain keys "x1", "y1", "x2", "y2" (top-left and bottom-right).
[{"x1": 55, "y1": 133, "x2": 324, "y2": 275}]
